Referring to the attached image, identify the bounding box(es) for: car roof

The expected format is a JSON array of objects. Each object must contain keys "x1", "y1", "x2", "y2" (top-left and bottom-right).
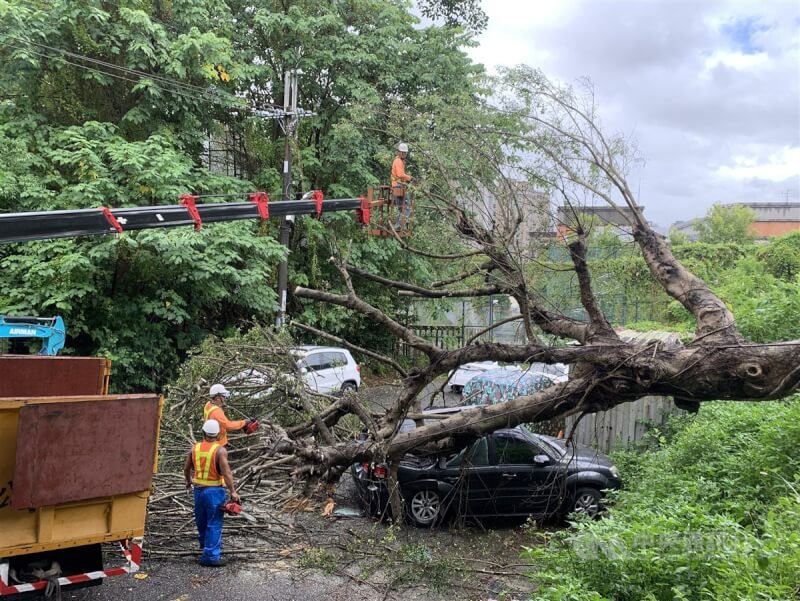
[{"x1": 295, "y1": 345, "x2": 350, "y2": 353}]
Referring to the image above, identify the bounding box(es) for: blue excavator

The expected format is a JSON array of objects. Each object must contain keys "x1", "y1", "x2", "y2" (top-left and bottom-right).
[{"x1": 0, "y1": 315, "x2": 66, "y2": 356}]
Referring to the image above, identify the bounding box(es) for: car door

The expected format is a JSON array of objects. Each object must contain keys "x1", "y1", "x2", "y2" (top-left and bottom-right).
[
  {"x1": 494, "y1": 433, "x2": 564, "y2": 516},
  {"x1": 301, "y1": 352, "x2": 325, "y2": 392},
  {"x1": 309, "y1": 351, "x2": 346, "y2": 393},
  {"x1": 436, "y1": 437, "x2": 498, "y2": 517},
  {"x1": 325, "y1": 351, "x2": 348, "y2": 392}
]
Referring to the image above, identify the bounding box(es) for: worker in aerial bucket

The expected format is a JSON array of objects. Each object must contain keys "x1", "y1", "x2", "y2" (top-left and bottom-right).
[
  {"x1": 184, "y1": 419, "x2": 239, "y2": 567},
  {"x1": 204, "y1": 383, "x2": 257, "y2": 446},
  {"x1": 390, "y1": 142, "x2": 414, "y2": 229}
]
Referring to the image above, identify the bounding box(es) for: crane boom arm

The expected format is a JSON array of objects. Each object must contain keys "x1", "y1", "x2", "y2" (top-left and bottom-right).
[{"x1": 0, "y1": 316, "x2": 66, "y2": 356}]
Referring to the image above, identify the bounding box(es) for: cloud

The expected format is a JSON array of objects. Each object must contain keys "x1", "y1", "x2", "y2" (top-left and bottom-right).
[
  {"x1": 469, "y1": 0, "x2": 800, "y2": 225},
  {"x1": 716, "y1": 146, "x2": 800, "y2": 181}
]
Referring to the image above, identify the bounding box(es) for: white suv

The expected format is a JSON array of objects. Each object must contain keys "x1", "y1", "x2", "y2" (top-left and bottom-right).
[{"x1": 293, "y1": 346, "x2": 361, "y2": 394}]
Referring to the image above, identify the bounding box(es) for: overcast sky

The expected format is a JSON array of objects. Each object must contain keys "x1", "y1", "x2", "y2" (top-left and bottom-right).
[{"x1": 466, "y1": 0, "x2": 800, "y2": 226}]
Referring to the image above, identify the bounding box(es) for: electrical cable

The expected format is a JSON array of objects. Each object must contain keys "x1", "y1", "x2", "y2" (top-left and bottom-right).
[
  {"x1": 2, "y1": 37, "x2": 285, "y2": 114},
  {"x1": 2, "y1": 41, "x2": 246, "y2": 109},
  {"x1": 12, "y1": 36, "x2": 227, "y2": 95},
  {"x1": 17, "y1": 35, "x2": 285, "y2": 111}
]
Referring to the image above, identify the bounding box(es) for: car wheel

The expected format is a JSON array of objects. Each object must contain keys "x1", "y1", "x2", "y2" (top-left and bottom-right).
[
  {"x1": 407, "y1": 488, "x2": 442, "y2": 527},
  {"x1": 340, "y1": 381, "x2": 358, "y2": 394},
  {"x1": 570, "y1": 487, "x2": 602, "y2": 518}
]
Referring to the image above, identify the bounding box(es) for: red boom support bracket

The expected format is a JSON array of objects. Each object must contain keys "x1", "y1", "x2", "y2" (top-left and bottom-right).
[
  {"x1": 99, "y1": 207, "x2": 124, "y2": 234},
  {"x1": 180, "y1": 194, "x2": 202, "y2": 231},
  {"x1": 312, "y1": 190, "x2": 324, "y2": 217},
  {"x1": 357, "y1": 196, "x2": 371, "y2": 225},
  {"x1": 249, "y1": 191, "x2": 270, "y2": 220}
]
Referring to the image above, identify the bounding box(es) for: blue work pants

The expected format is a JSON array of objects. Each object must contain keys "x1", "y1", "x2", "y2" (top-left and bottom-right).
[
  {"x1": 393, "y1": 184, "x2": 410, "y2": 227},
  {"x1": 194, "y1": 486, "x2": 227, "y2": 562}
]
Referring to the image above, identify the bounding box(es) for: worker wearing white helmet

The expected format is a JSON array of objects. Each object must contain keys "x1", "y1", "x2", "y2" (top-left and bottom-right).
[
  {"x1": 203, "y1": 384, "x2": 256, "y2": 446},
  {"x1": 184, "y1": 419, "x2": 240, "y2": 567},
  {"x1": 390, "y1": 142, "x2": 414, "y2": 229}
]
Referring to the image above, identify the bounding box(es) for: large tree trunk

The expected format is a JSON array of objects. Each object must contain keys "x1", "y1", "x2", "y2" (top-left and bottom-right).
[{"x1": 265, "y1": 70, "x2": 799, "y2": 489}]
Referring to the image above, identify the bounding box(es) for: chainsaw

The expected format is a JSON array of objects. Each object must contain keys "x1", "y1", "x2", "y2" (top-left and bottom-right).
[
  {"x1": 221, "y1": 501, "x2": 257, "y2": 523},
  {"x1": 224, "y1": 403, "x2": 260, "y2": 435}
]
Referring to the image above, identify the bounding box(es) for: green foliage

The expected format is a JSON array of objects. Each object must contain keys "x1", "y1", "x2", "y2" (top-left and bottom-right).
[
  {"x1": 672, "y1": 242, "x2": 753, "y2": 286},
  {"x1": 716, "y1": 256, "x2": 800, "y2": 343},
  {"x1": 417, "y1": 0, "x2": 488, "y2": 33},
  {"x1": 390, "y1": 542, "x2": 461, "y2": 593},
  {"x1": 0, "y1": 0, "x2": 491, "y2": 388},
  {"x1": 758, "y1": 231, "x2": 800, "y2": 281},
  {"x1": 526, "y1": 398, "x2": 800, "y2": 601},
  {"x1": 668, "y1": 227, "x2": 690, "y2": 245},
  {"x1": 533, "y1": 233, "x2": 798, "y2": 340},
  {"x1": 299, "y1": 547, "x2": 339, "y2": 574},
  {"x1": 1, "y1": 226, "x2": 284, "y2": 391},
  {"x1": 694, "y1": 203, "x2": 756, "y2": 244}
]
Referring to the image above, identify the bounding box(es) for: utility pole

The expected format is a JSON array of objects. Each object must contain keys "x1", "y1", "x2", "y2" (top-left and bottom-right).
[
  {"x1": 276, "y1": 69, "x2": 299, "y2": 328},
  {"x1": 251, "y1": 70, "x2": 314, "y2": 327}
]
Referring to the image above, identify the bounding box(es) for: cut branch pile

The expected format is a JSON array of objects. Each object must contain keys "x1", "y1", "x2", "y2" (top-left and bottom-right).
[{"x1": 146, "y1": 328, "x2": 380, "y2": 553}]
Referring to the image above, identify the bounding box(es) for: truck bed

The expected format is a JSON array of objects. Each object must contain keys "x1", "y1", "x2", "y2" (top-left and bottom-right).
[{"x1": 0, "y1": 394, "x2": 161, "y2": 557}]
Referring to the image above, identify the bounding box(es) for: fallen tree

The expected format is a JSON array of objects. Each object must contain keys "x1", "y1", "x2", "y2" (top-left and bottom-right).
[{"x1": 165, "y1": 70, "x2": 799, "y2": 513}]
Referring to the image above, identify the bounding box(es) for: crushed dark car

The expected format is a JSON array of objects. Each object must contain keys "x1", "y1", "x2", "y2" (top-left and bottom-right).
[{"x1": 352, "y1": 425, "x2": 622, "y2": 527}]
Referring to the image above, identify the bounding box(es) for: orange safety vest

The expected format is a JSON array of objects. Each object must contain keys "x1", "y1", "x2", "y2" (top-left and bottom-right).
[
  {"x1": 204, "y1": 401, "x2": 230, "y2": 446},
  {"x1": 192, "y1": 441, "x2": 224, "y2": 487}
]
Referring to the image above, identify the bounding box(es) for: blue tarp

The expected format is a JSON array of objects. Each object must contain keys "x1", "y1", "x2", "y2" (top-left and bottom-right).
[{"x1": 462, "y1": 367, "x2": 556, "y2": 406}]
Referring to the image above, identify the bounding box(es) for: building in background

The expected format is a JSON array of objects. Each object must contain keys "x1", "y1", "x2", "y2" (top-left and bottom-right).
[
  {"x1": 671, "y1": 202, "x2": 800, "y2": 241},
  {"x1": 463, "y1": 180, "x2": 552, "y2": 253},
  {"x1": 743, "y1": 202, "x2": 800, "y2": 237}
]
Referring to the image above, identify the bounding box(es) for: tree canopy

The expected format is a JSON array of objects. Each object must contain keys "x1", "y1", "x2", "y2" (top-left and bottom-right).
[
  {"x1": 0, "y1": 0, "x2": 489, "y2": 387},
  {"x1": 694, "y1": 202, "x2": 756, "y2": 243}
]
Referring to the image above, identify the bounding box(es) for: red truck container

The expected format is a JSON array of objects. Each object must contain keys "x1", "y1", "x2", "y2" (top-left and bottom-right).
[{"x1": 0, "y1": 356, "x2": 162, "y2": 597}]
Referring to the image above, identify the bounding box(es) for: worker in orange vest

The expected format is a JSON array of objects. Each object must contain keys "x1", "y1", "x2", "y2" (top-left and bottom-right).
[
  {"x1": 390, "y1": 142, "x2": 414, "y2": 228},
  {"x1": 184, "y1": 419, "x2": 239, "y2": 567},
  {"x1": 204, "y1": 384, "x2": 257, "y2": 446}
]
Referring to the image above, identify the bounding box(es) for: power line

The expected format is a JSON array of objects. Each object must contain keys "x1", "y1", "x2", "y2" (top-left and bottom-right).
[
  {"x1": 13, "y1": 36, "x2": 226, "y2": 96},
  {"x1": 3, "y1": 41, "x2": 247, "y2": 110},
  {"x1": 2, "y1": 38, "x2": 288, "y2": 114}
]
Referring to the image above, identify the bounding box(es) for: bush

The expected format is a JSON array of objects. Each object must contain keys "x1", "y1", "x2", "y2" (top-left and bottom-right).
[
  {"x1": 526, "y1": 397, "x2": 800, "y2": 601},
  {"x1": 758, "y1": 232, "x2": 800, "y2": 281}
]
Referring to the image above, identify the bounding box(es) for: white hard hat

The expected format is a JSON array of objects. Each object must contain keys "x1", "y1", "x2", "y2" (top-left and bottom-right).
[
  {"x1": 397, "y1": 143, "x2": 409, "y2": 153},
  {"x1": 202, "y1": 419, "x2": 221, "y2": 436},
  {"x1": 209, "y1": 383, "x2": 230, "y2": 398}
]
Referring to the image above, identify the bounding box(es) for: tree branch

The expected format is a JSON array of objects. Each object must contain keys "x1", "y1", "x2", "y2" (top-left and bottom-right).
[
  {"x1": 567, "y1": 236, "x2": 617, "y2": 341},
  {"x1": 347, "y1": 264, "x2": 502, "y2": 298},
  {"x1": 294, "y1": 286, "x2": 443, "y2": 358},
  {"x1": 431, "y1": 265, "x2": 484, "y2": 288},
  {"x1": 464, "y1": 314, "x2": 524, "y2": 345}
]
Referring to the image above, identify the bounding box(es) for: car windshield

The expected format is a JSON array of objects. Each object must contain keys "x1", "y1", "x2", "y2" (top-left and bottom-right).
[
  {"x1": 446, "y1": 437, "x2": 490, "y2": 467},
  {"x1": 518, "y1": 425, "x2": 565, "y2": 458}
]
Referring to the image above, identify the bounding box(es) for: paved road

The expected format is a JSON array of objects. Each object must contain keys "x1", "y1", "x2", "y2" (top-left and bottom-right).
[
  {"x1": 58, "y1": 379, "x2": 526, "y2": 601},
  {"x1": 65, "y1": 556, "x2": 430, "y2": 601}
]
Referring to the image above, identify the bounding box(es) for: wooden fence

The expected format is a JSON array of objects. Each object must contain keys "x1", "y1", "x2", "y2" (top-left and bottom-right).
[{"x1": 564, "y1": 395, "x2": 683, "y2": 454}]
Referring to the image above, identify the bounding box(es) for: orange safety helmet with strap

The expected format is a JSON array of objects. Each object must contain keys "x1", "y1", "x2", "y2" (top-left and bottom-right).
[{"x1": 192, "y1": 441, "x2": 224, "y2": 486}]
